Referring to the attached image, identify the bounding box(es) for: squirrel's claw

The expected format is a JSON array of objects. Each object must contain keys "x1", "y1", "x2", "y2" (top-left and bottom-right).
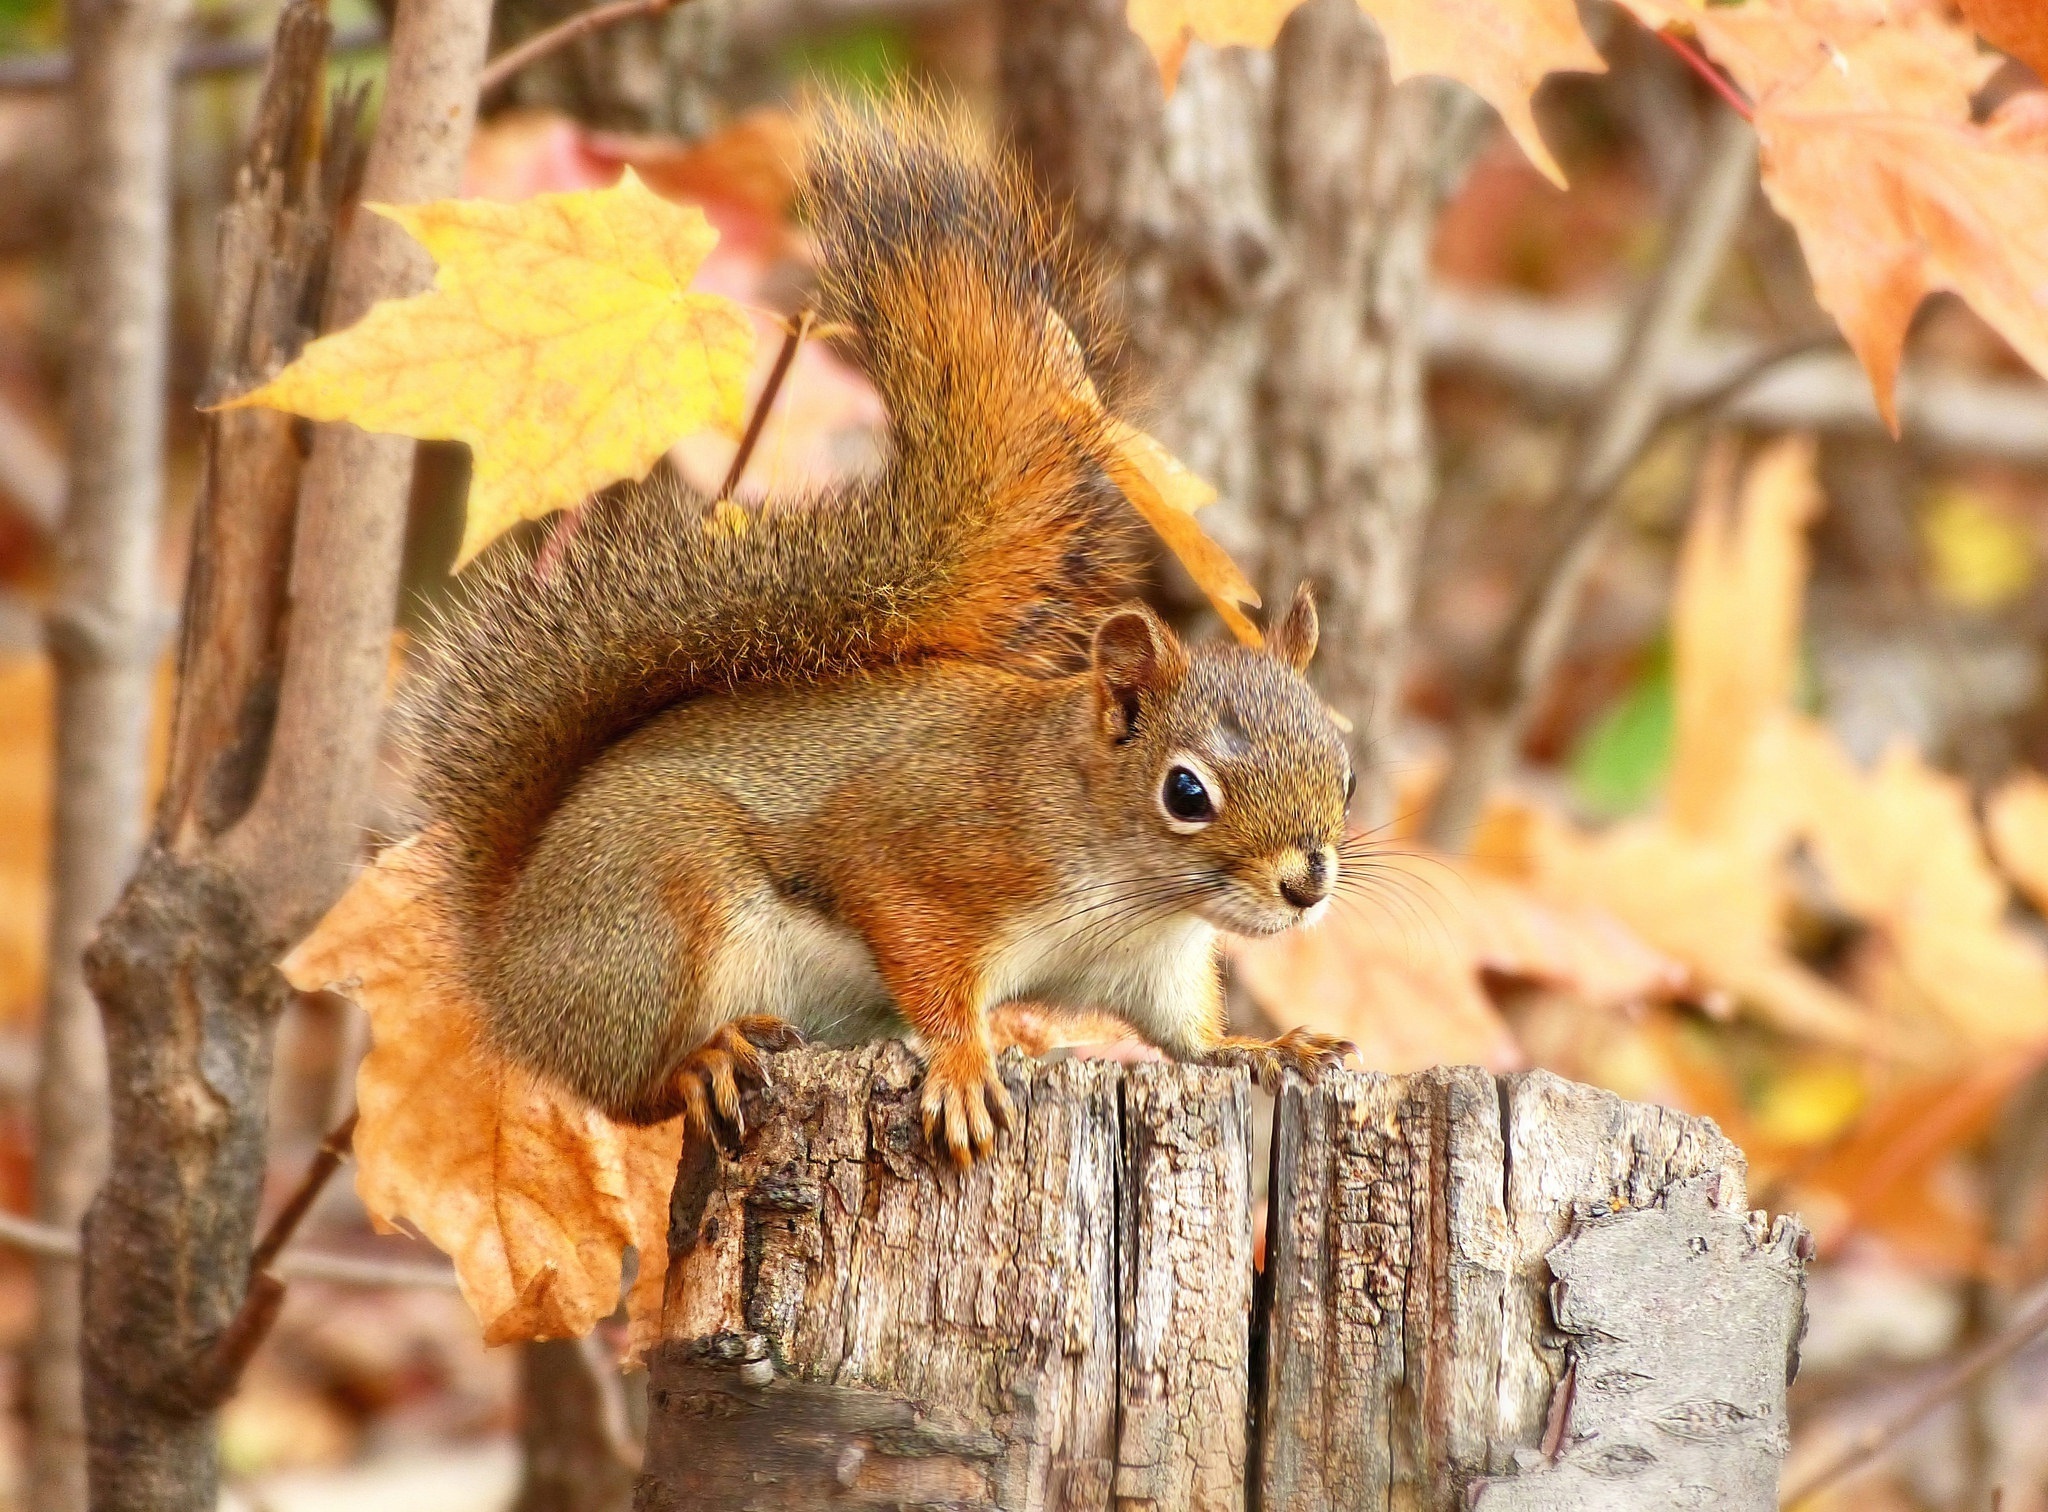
[
  {"x1": 1203, "y1": 1027, "x2": 1356, "y2": 1095},
  {"x1": 673, "y1": 1016, "x2": 805, "y2": 1145},
  {"x1": 919, "y1": 1043, "x2": 1014, "y2": 1169}
]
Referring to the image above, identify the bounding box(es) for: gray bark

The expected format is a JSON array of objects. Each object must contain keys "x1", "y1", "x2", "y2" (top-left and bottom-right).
[
  {"x1": 34, "y1": 0, "x2": 188, "y2": 1499},
  {"x1": 1000, "y1": 0, "x2": 1484, "y2": 816},
  {"x1": 639, "y1": 1053, "x2": 1803, "y2": 1510},
  {"x1": 76, "y1": 0, "x2": 489, "y2": 1504}
]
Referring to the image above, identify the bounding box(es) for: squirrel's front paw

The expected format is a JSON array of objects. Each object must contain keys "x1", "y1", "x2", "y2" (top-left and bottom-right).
[
  {"x1": 918, "y1": 1041, "x2": 1016, "y2": 1169},
  {"x1": 673, "y1": 1016, "x2": 806, "y2": 1142},
  {"x1": 1203, "y1": 1027, "x2": 1355, "y2": 1094}
]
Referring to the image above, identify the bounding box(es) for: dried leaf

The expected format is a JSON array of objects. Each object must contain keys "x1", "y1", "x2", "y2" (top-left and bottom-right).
[
  {"x1": 1126, "y1": 0, "x2": 1603, "y2": 185},
  {"x1": 1957, "y1": 0, "x2": 2048, "y2": 82},
  {"x1": 1099, "y1": 417, "x2": 1263, "y2": 645},
  {"x1": 1755, "y1": 102, "x2": 2048, "y2": 430},
  {"x1": 1666, "y1": 438, "x2": 1821, "y2": 836},
  {"x1": 281, "y1": 836, "x2": 681, "y2": 1351},
  {"x1": 223, "y1": 171, "x2": 755, "y2": 567}
]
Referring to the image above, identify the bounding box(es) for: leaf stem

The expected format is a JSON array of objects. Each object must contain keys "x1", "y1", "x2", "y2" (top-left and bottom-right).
[{"x1": 1653, "y1": 27, "x2": 1754, "y2": 122}]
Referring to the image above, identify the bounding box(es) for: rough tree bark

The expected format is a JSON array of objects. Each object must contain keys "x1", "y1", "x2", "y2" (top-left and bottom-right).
[
  {"x1": 1000, "y1": 0, "x2": 1485, "y2": 816},
  {"x1": 74, "y1": 0, "x2": 489, "y2": 1505},
  {"x1": 33, "y1": 0, "x2": 189, "y2": 1501},
  {"x1": 639, "y1": 1052, "x2": 1807, "y2": 1510}
]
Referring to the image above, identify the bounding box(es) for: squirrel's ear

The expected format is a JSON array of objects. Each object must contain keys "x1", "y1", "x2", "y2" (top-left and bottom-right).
[
  {"x1": 1268, "y1": 582, "x2": 1319, "y2": 673},
  {"x1": 1091, "y1": 605, "x2": 1189, "y2": 742}
]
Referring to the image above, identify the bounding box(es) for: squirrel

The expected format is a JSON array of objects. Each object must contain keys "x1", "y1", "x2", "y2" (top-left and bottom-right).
[{"x1": 405, "y1": 98, "x2": 1358, "y2": 1167}]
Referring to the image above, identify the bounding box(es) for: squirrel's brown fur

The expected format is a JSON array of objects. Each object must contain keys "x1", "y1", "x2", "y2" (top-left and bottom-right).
[{"x1": 406, "y1": 98, "x2": 1356, "y2": 1164}]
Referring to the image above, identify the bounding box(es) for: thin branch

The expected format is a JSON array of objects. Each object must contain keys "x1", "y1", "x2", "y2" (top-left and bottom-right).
[
  {"x1": 274, "y1": 1251, "x2": 461, "y2": 1289},
  {"x1": 1421, "y1": 104, "x2": 1759, "y2": 849},
  {"x1": 1422, "y1": 284, "x2": 2048, "y2": 465},
  {"x1": 0, "y1": 24, "x2": 385, "y2": 92},
  {"x1": 479, "y1": 0, "x2": 694, "y2": 96},
  {"x1": 248, "y1": 1110, "x2": 357, "y2": 1277},
  {"x1": 1781, "y1": 1277, "x2": 2048, "y2": 1507},
  {"x1": 0, "y1": 1209, "x2": 78, "y2": 1259},
  {"x1": 718, "y1": 310, "x2": 812, "y2": 502},
  {"x1": 576, "y1": 1330, "x2": 646, "y2": 1470},
  {"x1": 0, "y1": 1211, "x2": 460, "y2": 1289}
]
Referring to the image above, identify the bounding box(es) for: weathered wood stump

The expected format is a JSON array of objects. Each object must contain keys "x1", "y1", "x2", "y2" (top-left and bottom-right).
[{"x1": 635, "y1": 1045, "x2": 1808, "y2": 1511}]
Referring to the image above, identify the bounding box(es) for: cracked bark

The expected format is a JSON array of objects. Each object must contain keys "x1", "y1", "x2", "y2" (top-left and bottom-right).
[
  {"x1": 640, "y1": 1054, "x2": 1802, "y2": 1510},
  {"x1": 1000, "y1": 0, "x2": 1485, "y2": 815}
]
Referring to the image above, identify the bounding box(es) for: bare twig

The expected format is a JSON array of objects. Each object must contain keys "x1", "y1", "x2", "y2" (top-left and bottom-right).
[
  {"x1": 34, "y1": 0, "x2": 187, "y2": 1496},
  {"x1": 184, "y1": 1109, "x2": 361, "y2": 1400},
  {"x1": 0, "y1": 24, "x2": 385, "y2": 92},
  {"x1": 1423, "y1": 285, "x2": 2048, "y2": 464},
  {"x1": 1422, "y1": 105, "x2": 1759, "y2": 848},
  {"x1": 718, "y1": 310, "x2": 812, "y2": 502},
  {"x1": 0, "y1": 1211, "x2": 460, "y2": 1289},
  {"x1": 479, "y1": 0, "x2": 694, "y2": 97},
  {"x1": 247, "y1": 1110, "x2": 358, "y2": 1277},
  {"x1": 1780, "y1": 1277, "x2": 2048, "y2": 1507}
]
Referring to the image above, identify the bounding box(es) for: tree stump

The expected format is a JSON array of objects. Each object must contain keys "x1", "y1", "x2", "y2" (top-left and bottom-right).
[{"x1": 636, "y1": 1046, "x2": 1808, "y2": 1511}]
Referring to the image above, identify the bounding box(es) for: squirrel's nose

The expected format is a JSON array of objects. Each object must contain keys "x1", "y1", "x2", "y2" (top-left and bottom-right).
[{"x1": 1278, "y1": 846, "x2": 1334, "y2": 910}]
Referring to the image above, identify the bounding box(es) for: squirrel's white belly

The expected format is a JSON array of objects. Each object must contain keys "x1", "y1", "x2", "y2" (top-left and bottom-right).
[
  {"x1": 701, "y1": 889, "x2": 1216, "y2": 1051},
  {"x1": 982, "y1": 902, "x2": 1218, "y2": 1045},
  {"x1": 706, "y1": 898, "x2": 904, "y2": 1045}
]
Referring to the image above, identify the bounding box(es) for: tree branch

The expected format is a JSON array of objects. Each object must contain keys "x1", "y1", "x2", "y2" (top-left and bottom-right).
[
  {"x1": 1780, "y1": 1276, "x2": 2048, "y2": 1507},
  {"x1": 34, "y1": 0, "x2": 188, "y2": 1495},
  {"x1": 479, "y1": 0, "x2": 695, "y2": 97},
  {"x1": 0, "y1": 1211, "x2": 461, "y2": 1289},
  {"x1": 1422, "y1": 285, "x2": 2048, "y2": 465},
  {"x1": 1422, "y1": 104, "x2": 1759, "y2": 848}
]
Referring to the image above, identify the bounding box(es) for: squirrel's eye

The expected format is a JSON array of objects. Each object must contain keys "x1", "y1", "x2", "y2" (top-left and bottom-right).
[
  {"x1": 1162, "y1": 766, "x2": 1216, "y2": 825},
  {"x1": 1344, "y1": 769, "x2": 1357, "y2": 805}
]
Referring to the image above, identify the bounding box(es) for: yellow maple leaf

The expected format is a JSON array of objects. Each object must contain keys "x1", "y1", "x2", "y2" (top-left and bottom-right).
[
  {"x1": 1124, "y1": 0, "x2": 1604, "y2": 187},
  {"x1": 223, "y1": 170, "x2": 755, "y2": 567},
  {"x1": 281, "y1": 835, "x2": 681, "y2": 1354}
]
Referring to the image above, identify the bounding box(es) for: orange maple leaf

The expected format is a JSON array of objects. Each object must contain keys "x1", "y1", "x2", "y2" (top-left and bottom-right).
[
  {"x1": 1957, "y1": 0, "x2": 2048, "y2": 83},
  {"x1": 1125, "y1": 0, "x2": 1603, "y2": 185},
  {"x1": 281, "y1": 837, "x2": 680, "y2": 1355}
]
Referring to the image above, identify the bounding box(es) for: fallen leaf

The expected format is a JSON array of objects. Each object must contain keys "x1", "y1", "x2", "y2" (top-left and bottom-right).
[
  {"x1": 224, "y1": 171, "x2": 756, "y2": 567},
  {"x1": 1125, "y1": 0, "x2": 1604, "y2": 185},
  {"x1": 282, "y1": 836, "x2": 681, "y2": 1352},
  {"x1": 1666, "y1": 437, "x2": 1820, "y2": 837}
]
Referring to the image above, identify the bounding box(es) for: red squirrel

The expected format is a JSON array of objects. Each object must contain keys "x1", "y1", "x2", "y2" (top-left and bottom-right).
[{"x1": 404, "y1": 100, "x2": 1354, "y2": 1166}]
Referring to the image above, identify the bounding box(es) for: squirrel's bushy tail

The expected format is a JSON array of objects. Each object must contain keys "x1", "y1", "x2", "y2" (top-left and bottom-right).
[{"x1": 407, "y1": 95, "x2": 1137, "y2": 933}]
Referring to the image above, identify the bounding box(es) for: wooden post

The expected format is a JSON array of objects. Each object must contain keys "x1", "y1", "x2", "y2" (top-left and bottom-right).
[{"x1": 638, "y1": 1051, "x2": 1808, "y2": 1511}]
